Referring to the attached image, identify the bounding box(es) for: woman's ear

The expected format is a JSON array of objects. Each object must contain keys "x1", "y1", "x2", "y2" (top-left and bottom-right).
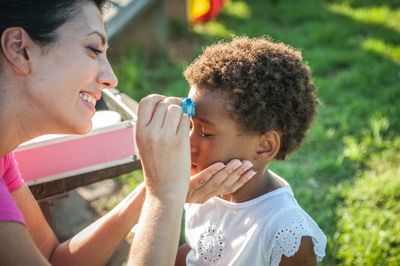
[
  {"x1": 1, "y1": 27, "x2": 33, "y2": 75},
  {"x1": 254, "y1": 130, "x2": 281, "y2": 163}
]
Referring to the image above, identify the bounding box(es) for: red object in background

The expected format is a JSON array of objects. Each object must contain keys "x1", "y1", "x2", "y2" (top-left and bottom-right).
[{"x1": 188, "y1": 0, "x2": 226, "y2": 24}]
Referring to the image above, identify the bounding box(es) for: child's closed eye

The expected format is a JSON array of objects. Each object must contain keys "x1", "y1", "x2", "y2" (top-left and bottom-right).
[{"x1": 200, "y1": 127, "x2": 213, "y2": 137}]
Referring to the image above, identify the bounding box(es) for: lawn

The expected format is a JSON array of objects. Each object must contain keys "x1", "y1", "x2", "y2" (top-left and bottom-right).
[{"x1": 110, "y1": 0, "x2": 400, "y2": 264}]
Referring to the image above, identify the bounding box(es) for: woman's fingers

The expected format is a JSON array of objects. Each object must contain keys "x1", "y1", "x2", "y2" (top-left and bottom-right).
[
  {"x1": 177, "y1": 113, "x2": 191, "y2": 138},
  {"x1": 163, "y1": 105, "x2": 184, "y2": 136},
  {"x1": 137, "y1": 95, "x2": 183, "y2": 129},
  {"x1": 151, "y1": 97, "x2": 183, "y2": 129},
  {"x1": 135, "y1": 95, "x2": 192, "y2": 199},
  {"x1": 136, "y1": 94, "x2": 165, "y2": 128}
]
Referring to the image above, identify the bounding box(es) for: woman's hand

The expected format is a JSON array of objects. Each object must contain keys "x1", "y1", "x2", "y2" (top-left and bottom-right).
[
  {"x1": 135, "y1": 94, "x2": 191, "y2": 199},
  {"x1": 186, "y1": 159, "x2": 256, "y2": 203}
]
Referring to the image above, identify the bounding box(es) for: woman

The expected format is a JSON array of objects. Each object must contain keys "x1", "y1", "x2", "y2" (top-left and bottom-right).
[{"x1": 0, "y1": 1, "x2": 253, "y2": 265}]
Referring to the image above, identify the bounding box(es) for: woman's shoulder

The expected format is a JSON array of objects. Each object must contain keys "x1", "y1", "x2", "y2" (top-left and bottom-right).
[
  {"x1": 0, "y1": 152, "x2": 24, "y2": 192},
  {"x1": 0, "y1": 152, "x2": 13, "y2": 176}
]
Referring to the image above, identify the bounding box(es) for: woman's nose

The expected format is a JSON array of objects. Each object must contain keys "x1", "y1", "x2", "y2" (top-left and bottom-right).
[{"x1": 98, "y1": 58, "x2": 118, "y2": 88}]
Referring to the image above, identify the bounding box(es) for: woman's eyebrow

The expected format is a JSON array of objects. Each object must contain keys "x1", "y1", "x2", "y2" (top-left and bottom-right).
[{"x1": 87, "y1": 31, "x2": 109, "y2": 48}]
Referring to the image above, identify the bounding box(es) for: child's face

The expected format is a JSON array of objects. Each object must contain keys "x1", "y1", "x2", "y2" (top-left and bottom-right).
[{"x1": 189, "y1": 87, "x2": 259, "y2": 175}]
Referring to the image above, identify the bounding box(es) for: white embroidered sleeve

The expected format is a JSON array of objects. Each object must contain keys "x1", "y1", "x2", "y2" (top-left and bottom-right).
[{"x1": 270, "y1": 215, "x2": 326, "y2": 266}]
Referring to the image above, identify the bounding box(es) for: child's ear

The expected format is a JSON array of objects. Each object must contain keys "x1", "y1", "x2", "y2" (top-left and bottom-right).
[
  {"x1": 1, "y1": 27, "x2": 33, "y2": 75},
  {"x1": 254, "y1": 130, "x2": 280, "y2": 162}
]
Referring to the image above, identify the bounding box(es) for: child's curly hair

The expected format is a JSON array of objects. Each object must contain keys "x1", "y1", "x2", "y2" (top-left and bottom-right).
[{"x1": 183, "y1": 36, "x2": 318, "y2": 160}]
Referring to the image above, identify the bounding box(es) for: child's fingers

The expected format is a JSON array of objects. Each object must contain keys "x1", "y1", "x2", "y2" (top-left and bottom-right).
[
  {"x1": 218, "y1": 160, "x2": 254, "y2": 191},
  {"x1": 189, "y1": 163, "x2": 226, "y2": 187},
  {"x1": 186, "y1": 163, "x2": 226, "y2": 203},
  {"x1": 193, "y1": 160, "x2": 243, "y2": 202},
  {"x1": 223, "y1": 170, "x2": 257, "y2": 195},
  {"x1": 202, "y1": 159, "x2": 243, "y2": 190}
]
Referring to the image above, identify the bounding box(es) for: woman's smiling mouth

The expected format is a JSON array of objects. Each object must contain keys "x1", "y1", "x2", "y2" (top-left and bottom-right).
[{"x1": 79, "y1": 91, "x2": 97, "y2": 107}]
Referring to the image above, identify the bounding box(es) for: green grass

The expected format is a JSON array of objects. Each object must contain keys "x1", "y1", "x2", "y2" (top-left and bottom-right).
[
  {"x1": 335, "y1": 136, "x2": 400, "y2": 265},
  {"x1": 111, "y1": 0, "x2": 400, "y2": 264}
]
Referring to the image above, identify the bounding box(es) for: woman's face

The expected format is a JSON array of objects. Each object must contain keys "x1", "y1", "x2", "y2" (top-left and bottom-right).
[{"x1": 27, "y1": 2, "x2": 118, "y2": 135}]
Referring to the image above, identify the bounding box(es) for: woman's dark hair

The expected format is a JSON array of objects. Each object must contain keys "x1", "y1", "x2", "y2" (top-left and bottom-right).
[{"x1": 0, "y1": 0, "x2": 107, "y2": 46}]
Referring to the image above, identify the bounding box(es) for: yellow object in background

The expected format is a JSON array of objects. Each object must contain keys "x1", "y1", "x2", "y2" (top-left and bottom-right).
[
  {"x1": 188, "y1": 0, "x2": 211, "y2": 19},
  {"x1": 187, "y1": 0, "x2": 226, "y2": 24}
]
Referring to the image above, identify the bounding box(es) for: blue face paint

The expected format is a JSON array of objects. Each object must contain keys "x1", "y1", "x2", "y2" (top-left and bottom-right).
[{"x1": 180, "y1": 97, "x2": 196, "y2": 118}]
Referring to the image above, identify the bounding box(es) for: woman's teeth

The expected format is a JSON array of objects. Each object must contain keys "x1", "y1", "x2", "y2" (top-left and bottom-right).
[{"x1": 79, "y1": 92, "x2": 96, "y2": 106}]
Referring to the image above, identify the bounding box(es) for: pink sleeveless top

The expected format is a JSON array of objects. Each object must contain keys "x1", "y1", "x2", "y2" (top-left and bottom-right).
[{"x1": 0, "y1": 153, "x2": 25, "y2": 224}]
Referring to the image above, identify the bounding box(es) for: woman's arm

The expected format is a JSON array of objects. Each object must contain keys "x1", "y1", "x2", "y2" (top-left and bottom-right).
[
  {"x1": 128, "y1": 95, "x2": 191, "y2": 265},
  {"x1": 12, "y1": 185, "x2": 59, "y2": 259},
  {"x1": 0, "y1": 221, "x2": 50, "y2": 265},
  {"x1": 13, "y1": 183, "x2": 146, "y2": 265}
]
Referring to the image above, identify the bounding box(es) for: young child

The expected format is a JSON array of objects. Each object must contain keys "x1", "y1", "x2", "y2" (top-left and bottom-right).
[{"x1": 177, "y1": 37, "x2": 327, "y2": 265}]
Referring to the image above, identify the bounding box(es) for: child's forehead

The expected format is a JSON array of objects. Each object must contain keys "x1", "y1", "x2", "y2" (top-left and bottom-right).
[
  {"x1": 189, "y1": 87, "x2": 258, "y2": 137},
  {"x1": 189, "y1": 87, "x2": 233, "y2": 123},
  {"x1": 188, "y1": 87, "x2": 226, "y2": 112}
]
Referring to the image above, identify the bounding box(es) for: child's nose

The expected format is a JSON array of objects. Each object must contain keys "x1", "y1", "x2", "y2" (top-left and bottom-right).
[{"x1": 190, "y1": 130, "x2": 198, "y2": 154}]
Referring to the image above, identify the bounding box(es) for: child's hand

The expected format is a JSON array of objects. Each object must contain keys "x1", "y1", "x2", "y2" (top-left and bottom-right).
[
  {"x1": 136, "y1": 94, "x2": 191, "y2": 200},
  {"x1": 186, "y1": 159, "x2": 256, "y2": 203}
]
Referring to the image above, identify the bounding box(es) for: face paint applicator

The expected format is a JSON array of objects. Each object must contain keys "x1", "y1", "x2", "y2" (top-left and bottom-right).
[{"x1": 180, "y1": 97, "x2": 196, "y2": 118}]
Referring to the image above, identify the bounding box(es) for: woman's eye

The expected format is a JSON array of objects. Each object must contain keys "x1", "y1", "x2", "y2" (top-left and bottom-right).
[{"x1": 87, "y1": 47, "x2": 102, "y2": 56}]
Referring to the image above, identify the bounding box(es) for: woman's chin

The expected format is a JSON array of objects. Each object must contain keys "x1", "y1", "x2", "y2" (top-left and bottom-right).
[
  {"x1": 68, "y1": 121, "x2": 92, "y2": 135},
  {"x1": 77, "y1": 124, "x2": 92, "y2": 134}
]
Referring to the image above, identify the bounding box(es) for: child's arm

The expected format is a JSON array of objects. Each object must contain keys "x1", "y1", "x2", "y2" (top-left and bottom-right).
[
  {"x1": 175, "y1": 243, "x2": 191, "y2": 266},
  {"x1": 279, "y1": 236, "x2": 317, "y2": 266}
]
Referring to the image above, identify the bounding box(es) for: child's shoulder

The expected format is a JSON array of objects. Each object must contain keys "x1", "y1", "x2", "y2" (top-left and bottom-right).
[
  {"x1": 262, "y1": 173, "x2": 327, "y2": 265},
  {"x1": 264, "y1": 205, "x2": 327, "y2": 265}
]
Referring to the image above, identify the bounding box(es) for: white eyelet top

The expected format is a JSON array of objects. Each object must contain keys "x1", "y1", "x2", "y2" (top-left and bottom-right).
[{"x1": 184, "y1": 171, "x2": 327, "y2": 265}]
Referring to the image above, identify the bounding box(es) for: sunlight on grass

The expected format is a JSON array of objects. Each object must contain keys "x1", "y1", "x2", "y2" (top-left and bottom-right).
[
  {"x1": 223, "y1": 0, "x2": 251, "y2": 19},
  {"x1": 362, "y1": 38, "x2": 400, "y2": 64},
  {"x1": 340, "y1": 115, "x2": 391, "y2": 163},
  {"x1": 329, "y1": 3, "x2": 400, "y2": 32},
  {"x1": 192, "y1": 21, "x2": 233, "y2": 38},
  {"x1": 335, "y1": 137, "x2": 400, "y2": 264}
]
